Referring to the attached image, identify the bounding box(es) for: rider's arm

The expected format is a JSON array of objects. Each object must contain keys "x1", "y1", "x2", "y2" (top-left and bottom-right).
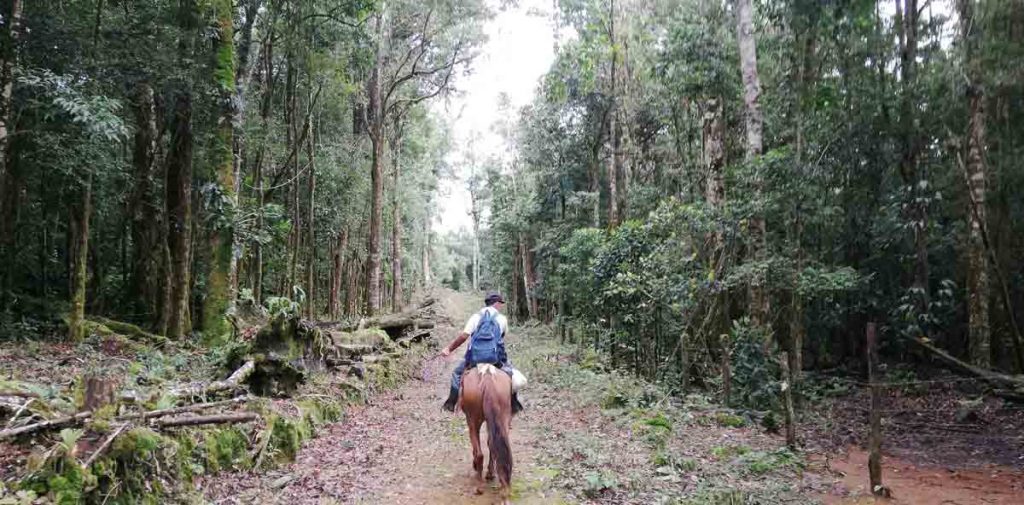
[{"x1": 442, "y1": 332, "x2": 469, "y2": 356}]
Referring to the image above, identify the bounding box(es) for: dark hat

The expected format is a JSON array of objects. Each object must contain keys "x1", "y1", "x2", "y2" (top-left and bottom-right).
[{"x1": 484, "y1": 291, "x2": 505, "y2": 305}]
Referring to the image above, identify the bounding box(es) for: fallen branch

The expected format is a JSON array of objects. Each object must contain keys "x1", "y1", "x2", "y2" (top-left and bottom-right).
[
  {"x1": 0, "y1": 390, "x2": 40, "y2": 398},
  {"x1": 901, "y1": 334, "x2": 1024, "y2": 391},
  {"x1": 117, "y1": 396, "x2": 253, "y2": 422},
  {"x1": 4, "y1": 398, "x2": 36, "y2": 429},
  {"x1": 153, "y1": 412, "x2": 258, "y2": 428},
  {"x1": 168, "y1": 360, "x2": 256, "y2": 399},
  {"x1": 0, "y1": 411, "x2": 93, "y2": 440},
  {"x1": 82, "y1": 423, "x2": 130, "y2": 469}
]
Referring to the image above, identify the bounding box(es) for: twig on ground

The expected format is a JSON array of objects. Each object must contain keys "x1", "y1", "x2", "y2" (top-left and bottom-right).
[{"x1": 82, "y1": 423, "x2": 131, "y2": 469}]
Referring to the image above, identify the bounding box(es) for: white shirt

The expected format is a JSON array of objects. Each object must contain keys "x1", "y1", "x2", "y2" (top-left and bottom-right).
[{"x1": 462, "y1": 306, "x2": 508, "y2": 337}]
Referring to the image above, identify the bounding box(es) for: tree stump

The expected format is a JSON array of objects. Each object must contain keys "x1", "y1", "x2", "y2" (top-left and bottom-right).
[{"x1": 82, "y1": 374, "x2": 118, "y2": 412}]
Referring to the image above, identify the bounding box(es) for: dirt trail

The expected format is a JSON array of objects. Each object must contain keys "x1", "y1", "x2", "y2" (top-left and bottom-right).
[{"x1": 203, "y1": 291, "x2": 561, "y2": 505}]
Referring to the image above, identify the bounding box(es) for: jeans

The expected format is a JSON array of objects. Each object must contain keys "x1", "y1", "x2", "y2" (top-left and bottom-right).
[{"x1": 451, "y1": 359, "x2": 514, "y2": 391}]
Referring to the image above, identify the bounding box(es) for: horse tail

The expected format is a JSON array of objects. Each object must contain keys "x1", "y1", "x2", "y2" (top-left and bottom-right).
[{"x1": 483, "y1": 374, "x2": 513, "y2": 485}]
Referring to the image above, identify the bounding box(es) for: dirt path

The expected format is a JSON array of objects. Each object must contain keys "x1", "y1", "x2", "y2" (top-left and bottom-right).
[
  {"x1": 201, "y1": 290, "x2": 1024, "y2": 504},
  {"x1": 202, "y1": 291, "x2": 562, "y2": 505}
]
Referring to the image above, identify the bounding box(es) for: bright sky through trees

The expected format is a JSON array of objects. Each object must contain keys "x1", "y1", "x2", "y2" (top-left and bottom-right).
[{"x1": 433, "y1": 0, "x2": 557, "y2": 233}]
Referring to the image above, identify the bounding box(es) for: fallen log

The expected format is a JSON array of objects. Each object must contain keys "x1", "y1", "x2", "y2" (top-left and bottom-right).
[
  {"x1": 153, "y1": 412, "x2": 258, "y2": 428},
  {"x1": 116, "y1": 396, "x2": 252, "y2": 422},
  {"x1": 901, "y1": 335, "x2": 1024, "y2": 390},
  {"x1": 0, "y1": 411, "x2": 93, "y2": 440}
]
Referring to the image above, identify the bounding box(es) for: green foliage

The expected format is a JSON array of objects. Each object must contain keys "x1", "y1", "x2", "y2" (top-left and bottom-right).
[{"x1": 728, "y1": 318, "x2": 780, "y2": 411}]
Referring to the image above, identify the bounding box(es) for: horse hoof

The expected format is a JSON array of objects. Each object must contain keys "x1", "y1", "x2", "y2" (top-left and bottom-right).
[
  {"x1": 474, "y1": 486, "x2": 485, "y2": 495},
  {"x1": 485, "y1": 473, "x2": 495, "y2": 481}
]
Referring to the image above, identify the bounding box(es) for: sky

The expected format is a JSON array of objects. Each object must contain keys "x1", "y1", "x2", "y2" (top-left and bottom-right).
[{"x1": 431, "y1": 0, "x2": 557, "y2": 234}]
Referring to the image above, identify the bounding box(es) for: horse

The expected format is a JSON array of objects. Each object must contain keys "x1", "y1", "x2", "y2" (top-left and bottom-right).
[{"x1": 459, "y1": 363, "x2": 514, "y2": 501}]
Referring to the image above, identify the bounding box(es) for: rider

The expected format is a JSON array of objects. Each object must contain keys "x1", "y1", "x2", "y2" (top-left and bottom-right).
[{"x1": 441, "y1": 291, "x2": 524, "y2": 414}]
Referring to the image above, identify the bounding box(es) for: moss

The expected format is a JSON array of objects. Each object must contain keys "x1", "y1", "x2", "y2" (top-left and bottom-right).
[
  {"x1": 264, "y1": 414, "x2": 303, "y2": 465},
  {"x1": 713, "y1": 412, "x2": 746, "y2": 428},
  {"x1": 710, "y1": 444, "x2": 750, "y2": 460},
  {"x1": 203, "y1": 427, "x2": 251, "y2": 473}
]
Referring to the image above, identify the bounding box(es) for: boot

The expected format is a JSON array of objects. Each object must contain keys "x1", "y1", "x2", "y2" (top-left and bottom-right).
[
  {"x1": 442, "y1": 386, "x2": 459, "y2": 412},
  {"x1": 512, "y1": 392, "x2": 524, "y2": 415}
]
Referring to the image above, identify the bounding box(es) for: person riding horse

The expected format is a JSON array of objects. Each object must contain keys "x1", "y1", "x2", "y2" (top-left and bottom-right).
[{"x1": 441, "y1": 291, "x2": 524, "y2": 414}]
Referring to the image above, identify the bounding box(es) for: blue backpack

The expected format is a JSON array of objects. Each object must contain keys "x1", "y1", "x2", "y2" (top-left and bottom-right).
[{"x1": 466, "y1": 310, "x2": 504, "y2": 366}]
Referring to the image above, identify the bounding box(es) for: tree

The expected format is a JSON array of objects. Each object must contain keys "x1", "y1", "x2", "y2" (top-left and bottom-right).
[
  {"x1": 736, "y1": 0, "x2": 768, "y2": 327},
  {"x1": 362, "y1": 0, "x2": 486, "y2": 314},
  {"x1": 959, "y1": 0, "x2": 989, "y2": 367}
]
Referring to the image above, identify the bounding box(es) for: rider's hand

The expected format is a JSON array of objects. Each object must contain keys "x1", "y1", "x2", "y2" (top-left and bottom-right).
[{"x1": 440, "y1": 347, "x2": 451, "y2": 357}]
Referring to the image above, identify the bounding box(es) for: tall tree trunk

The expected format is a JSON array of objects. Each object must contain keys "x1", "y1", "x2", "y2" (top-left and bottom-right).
[
  {"x1": 522, "y1": 236, "x2": 539, "y2": 318},
  {"x1": 230, "y1": 0, "x2": 260, "y2": 298},
  {"x1": 346, "y1": 256, "x2": 359, "y2": 316},
  {"x1": 960, "y1": 0, "x2": 990, "y2": 367},
  {"x1": 202, "y1": 0, "x2": 237, "y2": 343},
  {"x1": 702, "y1": 98, "x2": 725, "y2": 218},
  {"x1": 285, "y1": 59, "x2": 300, "y2": 292},
  {"x1": 366, "y1": 19, "x2": 384, "y2": 315},
  {"x1": 0, "y1": 0, "x2": 22, "y2": 309},
  {"x1": 165, "y1": 92, "x2": 193, "y2": 339},
  {"x1": 250, "y1": 29, "x2": 274, "y2": 307},
  {"x1": 67, "y1": 175, "x2": 92, "y2": 342},
  {"x1": 737, "y1": 0, "x2": 768, "y2": 326},
  {"x1": 329, "y1": 228, "x2": 348, "y2": 319},
  {"x1": 606, "y1": 0, "x2": 619, "y2": 228},
  {"x1": 390, "y1": 132, "x2": 403, "y2": 311},
  {"x1": 422, "y1": 231, "x2": 431, "y2": 287},
  {"x1": 304, "y1": 105, "x2": 316, "y2": 318},
  {"x1": 896, "y1": 0, "x2": 929, "y2": 317},
  {"x1": 128, "y1": 82, "x2": 160, "y2": 325}
]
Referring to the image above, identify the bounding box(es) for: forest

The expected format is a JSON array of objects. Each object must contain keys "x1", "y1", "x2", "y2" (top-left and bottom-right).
[{"x1": 1, "y1": 0, "x2": 1023, "y2": 503}]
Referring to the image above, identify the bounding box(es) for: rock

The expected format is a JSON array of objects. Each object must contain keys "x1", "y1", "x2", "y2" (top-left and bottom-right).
[
  {"x1": 270, "y1": 475, "x2": 294, "y2": 489},
  {"x1": 328, "y1": 328, "x2": 392, "y2": 350},
  {"x1": 362, "y1": 355, "x2": 390, "y2": 365},
  {"x1": 336, "y1": 344, "x2": 374, "y2": 358},
  {"x1": 348, "y1": 363, "x2": 366, "y2": 380}
]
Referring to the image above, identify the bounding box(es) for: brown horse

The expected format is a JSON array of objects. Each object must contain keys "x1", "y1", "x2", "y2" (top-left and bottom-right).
[{"x1": 459, "y1": 363, "x2": 513, "y2": 501}]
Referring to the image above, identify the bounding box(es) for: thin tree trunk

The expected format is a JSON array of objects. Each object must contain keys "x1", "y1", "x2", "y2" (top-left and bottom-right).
[
  {"x1": 0, "y1": 0, "x2": 23, "y2": 309},
  {"x1": 390, "y1": 131, "x2": 404, "y2": 311},
  {"x1": 165, "y1": 92, "x2": 193, "y2": 339},
  {"x1": 606, "y1": 0, "x2": 619, "y2": 228},
  {"x1": 329, "y1": 228, "x2": 348, "y2": 319},
  {"x1": 250, "y1": 29, "x2": 274, "y2": 307},
  {"x1": 422, "y1": 226, "x2": 432, "y2": 288},
  {"x1": 737, "y1": 0, "x2": 768, "y2": 326},
  {"x1": 67, "y1": 175, "x2": 93, "y2": 342},
  {"x1": 304, "y1": 104, "x2": 316, "y2": 318},
  {"x1": 896, "y1": 0, "x2": 929, "y2": 316},
  {"x1": 959, "y1": 0, "x2": 990, "y2": 368},
  {"x1": 346, "y1": 256, "x2": 359, "y2": 316}
]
